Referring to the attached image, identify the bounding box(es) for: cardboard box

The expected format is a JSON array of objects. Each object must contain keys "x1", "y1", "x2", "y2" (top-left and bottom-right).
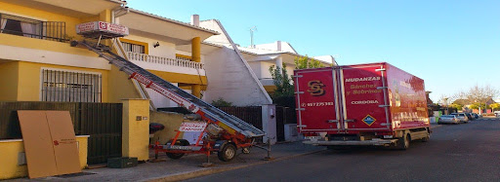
[{"x1": 17, "y1": 111, "x2": 81, "y2": 179}]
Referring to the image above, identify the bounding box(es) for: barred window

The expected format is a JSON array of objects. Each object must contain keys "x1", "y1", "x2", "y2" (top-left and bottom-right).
[
  {"x1": 122, "y1": 42, "x2": 145, "y2": 53},
  {"x1": 41, "y1": 69, "x2": 102, "y2": 102}
]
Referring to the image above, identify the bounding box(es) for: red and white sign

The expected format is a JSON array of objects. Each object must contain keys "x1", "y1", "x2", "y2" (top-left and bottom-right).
[
  {"x1": 179, "y1": 122, "x2": 207, "y2": 132},
  {"x1": 76, "y1": 21, "x2": 129, "y2": 36}
]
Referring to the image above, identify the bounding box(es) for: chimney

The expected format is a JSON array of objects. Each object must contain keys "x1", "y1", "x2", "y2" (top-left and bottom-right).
[
  {"x1": 191, "y1": 14, "x2": 199, "y2": 26},
  {"x1": 277, "y1": 41, "x2": 282, "y2": 51}
]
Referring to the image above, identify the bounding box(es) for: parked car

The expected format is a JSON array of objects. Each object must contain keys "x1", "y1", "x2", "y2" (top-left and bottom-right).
[
  {"x1": 451, "y1": 113, "x2": 469, "y2": 123},
  {"x1": 471, "y1": 113, "x2": 479, "y2": 119},
  {"x1": 465, "y1": 113, "x2": 474, "y2": 120},
  {"x1": 438, "y1": 115, "x2": 460, "y2": 124}
]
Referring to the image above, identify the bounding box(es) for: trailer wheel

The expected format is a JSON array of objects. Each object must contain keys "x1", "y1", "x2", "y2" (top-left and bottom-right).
[
  {"x1": 165, "y1": 139, "x2": 189, "y2": 159},
  {"x1": 218, "y1": 143, "x2": 236, "y2": 161},
  {"x1": 397, "y1": 133, "x2": 411, "y2": 150}
]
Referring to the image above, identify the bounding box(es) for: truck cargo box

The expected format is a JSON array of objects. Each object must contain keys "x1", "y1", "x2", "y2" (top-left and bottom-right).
[{"x1": 294, "y1": 62, "x2": 430, "y2": 149}]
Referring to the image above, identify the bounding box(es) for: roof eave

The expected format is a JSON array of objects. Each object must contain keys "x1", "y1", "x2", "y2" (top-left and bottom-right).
[{"x1": 128, "y1": 8, "x2": 219, "y2": 35}]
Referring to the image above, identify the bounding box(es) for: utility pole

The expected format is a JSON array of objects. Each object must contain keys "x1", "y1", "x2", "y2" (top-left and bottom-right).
[{"x1": 444, "y1": 97, "x2": 449, "y2": 115}]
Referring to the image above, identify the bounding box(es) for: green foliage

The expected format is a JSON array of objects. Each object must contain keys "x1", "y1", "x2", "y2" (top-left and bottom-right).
[
  {"x1": 294, "y1": 56, "x2": 325, "y2": 69},
  {"x1": 211, "y1": 97, "x2": 233, "y2": 107},
  {"x1": 469, "y1": 103, "x2": 488, "y2": 110},
  {"x1": 450, "y1": 103, "x2": 463, "y2": 110},
  {"x1": 268, "y1": 63, "x2": 296, "y2": 107},
  {"x1": 269, "y1": 63, "x2": 294, "y2": 98},
  {"x1": 490, "y1": 103, "x2": 500, "y2": 111},
  {"x1": 469, "y1": 103, "x2": 479, "y2": 110}
]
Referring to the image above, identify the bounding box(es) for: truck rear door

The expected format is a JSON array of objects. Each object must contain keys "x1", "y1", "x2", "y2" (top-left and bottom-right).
[
  {"x1": 339, "y1": 64, "x2": 390, "y2": 132},
  {"x1": 295, "y1": 68, "x2": 340, "y2": 133}
]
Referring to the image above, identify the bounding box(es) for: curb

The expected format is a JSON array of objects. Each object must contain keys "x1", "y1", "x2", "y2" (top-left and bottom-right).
[
  {"x1": 431, "y1": 124, "x2": 442, "y2": 129},
  {"x1": 146, "y1": 149, "x2": 326, "y2": 182}
]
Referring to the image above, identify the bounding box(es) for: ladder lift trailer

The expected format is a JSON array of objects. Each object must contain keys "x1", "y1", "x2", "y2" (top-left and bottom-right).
[{"x1": 74, "y1": 21, "x2": 266, "y2": 162}]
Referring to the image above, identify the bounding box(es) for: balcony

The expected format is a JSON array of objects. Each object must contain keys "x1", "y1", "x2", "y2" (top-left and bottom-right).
[
  {"x1": 125, "y1": 52, "x2": 205, "y2": 75},
  {"x1": 0, "y1": 13, "x2": 69, "y2": 43}
]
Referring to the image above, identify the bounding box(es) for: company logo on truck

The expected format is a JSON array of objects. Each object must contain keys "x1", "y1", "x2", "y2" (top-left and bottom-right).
[
  {"x1": 345, "y1": 77, "x2": 380, "y2": 82},
  {"x1": 307, "y1": 80, "x2": 325, "y2": 96}
]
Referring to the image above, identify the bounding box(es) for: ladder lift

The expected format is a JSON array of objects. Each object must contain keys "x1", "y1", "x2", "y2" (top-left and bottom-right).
[{"x1": 73, "y1": 21, "x2": 266, "y2": 163}]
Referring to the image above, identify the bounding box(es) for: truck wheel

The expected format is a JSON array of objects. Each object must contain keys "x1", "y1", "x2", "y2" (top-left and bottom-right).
[
  {"x1": 397, "y1": 133, "x2": 410, "y2": 150},
  {"x1": 218, "y1": 143, "x2": 236, "y2": 161},
  {"x1": 421, "y1": 135, "x2": 430, "y2": 142},
  {"x1": 422, "y1": 131, "x2": 430, "y2": 142},
  {"x1": 165, "y1": 139, "x2": 189, "y2": 159}
]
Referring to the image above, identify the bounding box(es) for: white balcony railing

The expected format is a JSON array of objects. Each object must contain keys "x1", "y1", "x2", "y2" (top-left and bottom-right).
[{"x1": 126, "y1": 52, "x2": 204, "y2": 70}]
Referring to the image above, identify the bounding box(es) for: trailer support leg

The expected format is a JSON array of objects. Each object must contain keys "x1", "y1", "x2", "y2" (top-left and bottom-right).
[
  {"x1": 263, "y1": 138, "x2": 273, "y2": 161},
  {"x1": 200, "y1": 150, "x2": 214, "y2": 167}
]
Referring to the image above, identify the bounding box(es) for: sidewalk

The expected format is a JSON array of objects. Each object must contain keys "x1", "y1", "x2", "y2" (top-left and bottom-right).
[
  {"x1": 11, "y1": 125, "x2": 441, "y2": 182},
  {"x1": 13, "y1": 141, "x2": 325, "y2": 182}
]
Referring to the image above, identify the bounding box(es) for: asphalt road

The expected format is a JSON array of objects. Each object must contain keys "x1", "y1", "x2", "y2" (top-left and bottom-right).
[{"x1": 186, "y1": 118, "x2": 500, "y2": 182}]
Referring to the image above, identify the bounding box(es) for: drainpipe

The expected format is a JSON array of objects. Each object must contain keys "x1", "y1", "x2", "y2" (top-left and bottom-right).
[{"x1": 112, "y1": 5, "x2": 129, "y2": 24}]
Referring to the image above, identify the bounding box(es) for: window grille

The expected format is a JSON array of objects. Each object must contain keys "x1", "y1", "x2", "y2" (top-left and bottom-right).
[
  {"x1": 121, "y1": 42, "x2": 145, "y2": 53},
  {"x1": 41, "y1": 69, "x2": 102, "y2": 102}
]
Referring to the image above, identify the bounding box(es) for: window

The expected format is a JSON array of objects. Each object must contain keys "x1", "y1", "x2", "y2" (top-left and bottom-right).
[
  {"x1": 0, "y1": 13, "x2": 67, "y2": 42},
  {"x1": 122, "y1": 42, "x2": 145, "y2": 54},
  {"x1": 41, "y1": 69, "x2": 102, "y2": 102},
  {"x1": 0, "y1": 14, "x2": 41, "y2": 38}
]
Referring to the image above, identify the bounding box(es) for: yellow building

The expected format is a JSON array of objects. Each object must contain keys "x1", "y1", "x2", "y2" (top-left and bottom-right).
[
  {"x1": 0, "y1": 1, "x2": 219, "y2": 179},
  {"x1": 0, "y1": 0, "x2": 217, "y2": 106}
]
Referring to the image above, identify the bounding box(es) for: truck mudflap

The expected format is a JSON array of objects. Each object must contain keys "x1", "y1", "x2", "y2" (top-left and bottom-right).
[{"x1": 303, "y1": 138, "x2": 398, "y2": 146}]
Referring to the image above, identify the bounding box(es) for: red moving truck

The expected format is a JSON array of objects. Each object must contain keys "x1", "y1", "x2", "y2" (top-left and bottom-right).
[{"x1": 294, "y1": 62, "x2": 430, "y2": 150}]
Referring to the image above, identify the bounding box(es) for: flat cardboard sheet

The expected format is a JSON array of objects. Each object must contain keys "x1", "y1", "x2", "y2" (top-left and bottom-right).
[
  {"x1": 46, "y1": 111, "x2": 81, "y2": 175},
  {"x1": 17, "y1": 111, "x2": 81, "y2": 179}
]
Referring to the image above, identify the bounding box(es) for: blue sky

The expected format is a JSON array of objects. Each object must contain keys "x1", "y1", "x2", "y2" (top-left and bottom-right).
[{"x1": 127, "y1": 0, "x2": 500, "y2": 102}]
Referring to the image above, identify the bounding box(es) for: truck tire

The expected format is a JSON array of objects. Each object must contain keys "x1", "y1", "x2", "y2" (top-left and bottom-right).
[
  {"x1": 165, "y1": 139, "x2": 189, "y2": 159},
  {"x1": 218, "y1": 143, "x2": 237, "y2": 162},
  {"x1": 421, "y1": 131, "x2": 430, "y2": 142},
  {"x1": 397, "y1": 133, "x2": 411, "y2": 150},
  {"x1": 422, "y1": 135, "x2": 430, "y2": 142}
]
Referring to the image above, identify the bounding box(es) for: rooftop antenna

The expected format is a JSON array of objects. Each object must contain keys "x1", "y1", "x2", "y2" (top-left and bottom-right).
[{"x1": 250, "y1": 26, "x2": 257, "y2": 48}]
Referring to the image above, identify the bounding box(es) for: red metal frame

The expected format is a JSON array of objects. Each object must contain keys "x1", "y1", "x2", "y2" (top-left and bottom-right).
[{"x1": 129, "y1": 70, "x2": 255, "y2": 158}]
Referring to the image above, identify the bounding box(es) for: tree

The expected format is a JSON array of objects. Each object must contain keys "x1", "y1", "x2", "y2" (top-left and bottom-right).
[
  {"x1": 490, "y1": 103, "x2": 500, "y2": 111},
  {"x1": 269, "y1": 63, "x2": 294, "y2": 98},
  {"x1": 439, "y1": 95, "x2": 455, "y2": 115},
  {"x1": 294, "y1": 56, "x2": 325, "y2": 69},
  {"x1": 268, "y1": 63, "x2": 295, "y2": 107},
  {"x1": 455, "y1": 84, "x2": 499, "y2": 114},
  {"x1": 450, "y1": 103, "x2": 463, "y2": 111}
]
